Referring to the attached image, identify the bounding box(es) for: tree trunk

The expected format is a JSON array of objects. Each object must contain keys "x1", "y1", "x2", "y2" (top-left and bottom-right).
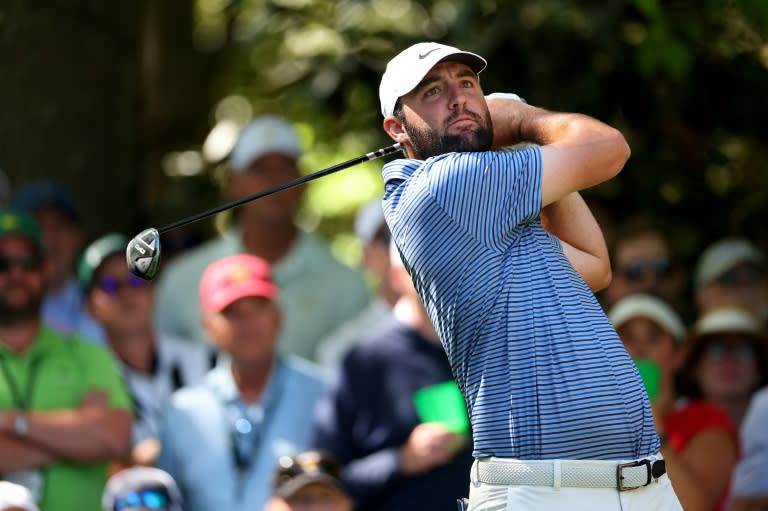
[{"x1": 0, "y1": 0, "x2": 143, "y2": 239}]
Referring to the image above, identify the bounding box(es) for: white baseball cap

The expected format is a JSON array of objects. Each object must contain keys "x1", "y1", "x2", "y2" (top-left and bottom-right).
[
  {"x1": 691, "y1": 306, "x2": 763, "y2": 338},
  {"x1": 0, "y1": 481, "x2": 39, "y2": 511},
  {"x1": 608, "y1": 293, "x2": 687, "y2": 343},
  {"x1": 694, "y1": 237, "x2": 766, "y2": 289},
  {"x1": 229, "y1": 115, "x2": 301, "y2": 173},
  {"x1": 379, "y1": 42, "x2": 487, "y2": 117}
]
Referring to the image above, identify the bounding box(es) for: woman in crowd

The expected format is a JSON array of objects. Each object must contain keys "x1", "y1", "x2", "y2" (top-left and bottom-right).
[{"x1": 609, "y1": 296, "x2": 749, "y2": 511}]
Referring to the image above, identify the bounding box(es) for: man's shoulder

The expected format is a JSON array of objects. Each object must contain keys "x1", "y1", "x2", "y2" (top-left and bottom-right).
[
  {"x1": 157, "y1": 332, "x2": 209, "y2": 360},
  {"x1": 41, "y1": 327, "x2": 114, "y2": 361},
  {"x1": 281, "y1": 355, "x2": 326, "y2": 385},
  {"x1": 288, "y1": 232, "x2": 366, "y2": 280},
  {"x1": 343, "y1": 318, "x2": 410, "y2": 363},
  {"x1": 157, "y1": 333, "x2": 212, "y2": 376},
  {"x1": 167, "y1": 376, "x2": 217, "y2": 409}
]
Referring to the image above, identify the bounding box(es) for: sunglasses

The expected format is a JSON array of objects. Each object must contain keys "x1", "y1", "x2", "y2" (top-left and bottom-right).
[
  {"x1": 0, "y1": 253, "x2": 44, "y2": 274},
  {"x1": 113, "y1": 486, "x2": 171, "y2": 511},
  {"x1": 97, "y1": 274, "x2": 149, "y2": 296},
  {"x1": 620, "y1": 257, "x2": 671, "y2": 282},
  {"x1": 703, "y1": 342, "x2": 755, "y2": 361},
  {"x1": 715, "y1": 265, "x2": 766, "y2": 287}
]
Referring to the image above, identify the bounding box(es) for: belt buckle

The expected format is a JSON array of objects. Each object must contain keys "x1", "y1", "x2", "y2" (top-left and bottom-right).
[{"x1": 616, "y1": 459, "x2": 652, "y2": 492}]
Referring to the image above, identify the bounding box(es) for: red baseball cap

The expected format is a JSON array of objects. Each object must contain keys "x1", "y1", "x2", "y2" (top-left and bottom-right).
[{"x1": 199, "y1": 254, "x2": 279, "y2": 313}]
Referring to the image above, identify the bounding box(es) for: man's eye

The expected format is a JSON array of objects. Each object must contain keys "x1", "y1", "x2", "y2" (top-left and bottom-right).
[
  {"x1": 461, "y1": 80, "x2": 474, "y2": 88},
  {"x1": 425, "y1": 87, "x2": 440, "y2": 97}
]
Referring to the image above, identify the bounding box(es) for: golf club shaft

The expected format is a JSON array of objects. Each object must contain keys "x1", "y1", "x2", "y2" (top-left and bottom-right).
[{"x1": 157, "y1": 143, "x2": 403, "y2": 234}]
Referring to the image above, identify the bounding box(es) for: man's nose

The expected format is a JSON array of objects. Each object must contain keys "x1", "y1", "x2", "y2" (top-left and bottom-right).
[{"x1": 448, "y1": 83, "x2": 467, "y2": 109}]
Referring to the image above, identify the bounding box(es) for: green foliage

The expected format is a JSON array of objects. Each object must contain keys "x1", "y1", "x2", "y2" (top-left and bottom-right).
[{"x1": 187, "y1": 0, "x2": 768, "y2": 268}]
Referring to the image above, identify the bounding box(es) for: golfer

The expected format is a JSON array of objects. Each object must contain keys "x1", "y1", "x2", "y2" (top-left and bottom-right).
[{"x1": 378, "y1": 42, "x2": 682, "y2": 510}]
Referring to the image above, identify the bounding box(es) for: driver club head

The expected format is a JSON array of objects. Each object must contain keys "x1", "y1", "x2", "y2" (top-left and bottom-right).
[{"x1": 126, "y1": 227, "x2": 161, "y2": 281}]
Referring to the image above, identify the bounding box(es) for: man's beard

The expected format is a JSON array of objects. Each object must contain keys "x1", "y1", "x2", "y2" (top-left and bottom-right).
[
  {"x1": 0, "y1": 291, "x2": 42, "y2": 326},
  {"x1": 403, "y1": 108, "x2": 494, "y2": 160}
]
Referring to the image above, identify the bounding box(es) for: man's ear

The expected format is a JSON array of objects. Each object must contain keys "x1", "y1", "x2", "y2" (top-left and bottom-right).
[{"x1": 383, "y1": 116, "x2": 409, "y2": 144}]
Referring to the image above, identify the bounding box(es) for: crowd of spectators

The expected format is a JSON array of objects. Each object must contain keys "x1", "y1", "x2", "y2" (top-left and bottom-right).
[{"x1": 1, "y1": 115, "x2": 766, "y2": 511}]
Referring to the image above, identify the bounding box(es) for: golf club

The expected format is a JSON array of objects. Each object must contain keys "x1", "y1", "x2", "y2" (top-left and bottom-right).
[{"x1": 126, "y1": 142, "x2": 403, "y2": 281}]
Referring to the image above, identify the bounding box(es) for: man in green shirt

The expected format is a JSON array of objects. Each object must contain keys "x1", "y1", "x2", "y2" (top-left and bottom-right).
[{"x1": 0, "y1": 209, "x2": 133, "y2": 511}]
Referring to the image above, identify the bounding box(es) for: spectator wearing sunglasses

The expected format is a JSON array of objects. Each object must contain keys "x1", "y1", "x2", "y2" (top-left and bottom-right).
[
  {"x1": 677, "y1": 307, "x2": 768, "y2": 429},
  {"x1": 156, "y1": 254, "x2": 326, "y2": 511},
  {"x1": 102, "y1": 466, "x2": 183, "y2": 511},
  {"x1": 693, "y1": 238, "x2": 768, "y2": 327},
  {"x1": 600, "y1": 217, "x2": 687, "y2": 318},
  {"x1": 0, "y1": 210, "x2": 133, "y2": 511},
  {"x1": 664, "y1": 307, "x2": 768, "y2": 511},
  {"x1": 9, "y1": 179, "x2": 104, "y2": 343},
  {"x1": 264, "y1": 450, "x2": 353, "y2": 511},
  {"x1": 78, "y1": 233, "x2": 211, "y2": 469}
]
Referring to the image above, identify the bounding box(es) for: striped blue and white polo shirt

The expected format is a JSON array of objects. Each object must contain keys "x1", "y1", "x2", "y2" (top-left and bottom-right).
[{"x1": 381, "y1": 148, "x2": 659, "y2": 461}]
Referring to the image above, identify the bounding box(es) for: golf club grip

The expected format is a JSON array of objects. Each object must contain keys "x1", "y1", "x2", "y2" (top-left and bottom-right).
[{"x1": 157, "y1": 143, "x2": 403, "y2": 234}]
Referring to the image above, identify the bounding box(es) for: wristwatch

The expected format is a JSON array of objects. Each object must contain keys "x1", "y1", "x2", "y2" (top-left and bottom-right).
[{"x1": 14, "y1": 412, "x2": 29, "y2": 437}]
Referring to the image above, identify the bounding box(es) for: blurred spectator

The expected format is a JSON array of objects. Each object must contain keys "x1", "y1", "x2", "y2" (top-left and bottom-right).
[
  {"x1": 156, "y1": 254, "x2": 326, "y2": 511},
  {"x1": 608, "y1": 293, "x2": 686, "y2": 408},
  {"x1": 0, "y1": 481, "x2": 38, "y2": 511},
  {"x1": 101, "y1": 466, "x2": 183, "y2": 511},
  {"x1": 78, "y1": 233, "x2": 210, "y2": 468},
  {"x1": 154, "y1": 115, "x2": 370, "y2": 361},
  {"x1": 729, "y1": 385, "x2": 768, "y2": 511},
  {"x1": 10, "y1": 179, "x2": 103, "y2": 342},
  {"x1": 263, "y1": 450, "x2": 353, "y2": 511},
  {"x1": 315, "y1": 199, "x2": 400, "y2": 368},
  {"x1": 693, "y1": 238, "x2": 768, "y2": 326},
  {"x1": 600, "y1": 217, "x2": 686, "y2": 316},
  {"x1": 312, "y1": 241, "x2": 473, "y2": 511},
  {"x1": 0, "y1": 209, "x2": 132, "y2": 511},
  {"x1": 609, "y1": 294, "x2": 739, "y2": 511},
  {"x1": 677, "y1": 307, "x2": 768, "y2": 428}
]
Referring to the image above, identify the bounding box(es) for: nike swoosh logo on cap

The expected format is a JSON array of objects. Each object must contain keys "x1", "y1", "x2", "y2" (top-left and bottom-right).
[{"x1": 418, "y1": 48, "x2": 440, "y2": 59}]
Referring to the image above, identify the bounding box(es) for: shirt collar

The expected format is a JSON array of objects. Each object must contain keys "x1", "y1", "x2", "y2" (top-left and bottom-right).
[
  {"x1": 208, "y1": 355, "x2": 285, "y2": 406},
  {"x1": 0, "y1": 324, "x2": 59, "y2": 360}
]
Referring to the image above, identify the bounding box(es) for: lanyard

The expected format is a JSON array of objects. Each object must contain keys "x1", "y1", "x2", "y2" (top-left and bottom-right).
[
  {"x1": 0, "y1": 355, "x2": 42, "y2": 411},
  {"x1": 229, "y1": 375, "x2": 283, "y2": 475}
]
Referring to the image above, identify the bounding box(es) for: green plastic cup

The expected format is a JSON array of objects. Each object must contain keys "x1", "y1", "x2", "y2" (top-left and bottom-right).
[
  {"x1": 633, "y1": 358, "x2": 661, "y2": 402},
  {"x1": 412, "y1": 380, "x2": 470, "y2": 436}
]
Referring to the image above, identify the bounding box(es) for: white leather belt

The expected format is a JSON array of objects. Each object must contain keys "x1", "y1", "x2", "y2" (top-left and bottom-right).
[{"x1": 475, "y1": 456, "x2": 667, "y2": 492}]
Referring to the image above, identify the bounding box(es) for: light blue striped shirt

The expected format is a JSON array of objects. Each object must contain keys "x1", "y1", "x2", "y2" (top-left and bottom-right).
[{"x1": 382, "y1": 149, "x2": 658, "y2": 460}]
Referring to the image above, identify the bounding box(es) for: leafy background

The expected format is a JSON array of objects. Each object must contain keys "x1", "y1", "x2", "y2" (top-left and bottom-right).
[{"x1": 2, "y1": 0, "x2": 767, "y2": 272}]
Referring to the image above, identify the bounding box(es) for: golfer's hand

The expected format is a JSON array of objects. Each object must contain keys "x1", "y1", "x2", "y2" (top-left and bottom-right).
[{"x1": 399, "y1": 423, "x2": 467, "y2": 476}]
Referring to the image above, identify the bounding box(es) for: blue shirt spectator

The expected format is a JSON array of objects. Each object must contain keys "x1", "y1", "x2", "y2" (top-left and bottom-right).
[
  {"x1": 157, "y1": 358, "x2": 325, "y2": 511},
  {"x1": 156, "y1": 253, "x2": 326, "y2": 511}
]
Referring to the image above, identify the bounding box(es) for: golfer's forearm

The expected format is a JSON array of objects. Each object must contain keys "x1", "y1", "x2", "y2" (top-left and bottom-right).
[
  {"x1": 489, "y1": 99, "x2": 622, "y2": 148},
  {"x1": 541, "y1": 193, "x2": 611, "y2": 290}
]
